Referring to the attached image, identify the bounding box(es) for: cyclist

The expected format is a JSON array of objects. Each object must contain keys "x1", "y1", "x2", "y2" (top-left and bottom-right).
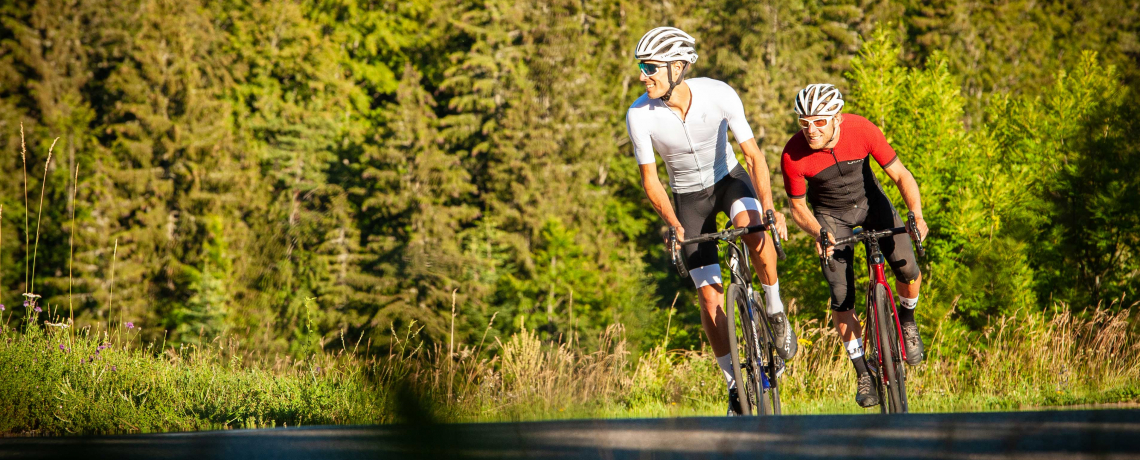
[
  {"x1": 626, "y1": 27, "x2": 798, "y2": 416},
  {"x1": 780, "y1": 84, "x2": 929, "y2": 408}
]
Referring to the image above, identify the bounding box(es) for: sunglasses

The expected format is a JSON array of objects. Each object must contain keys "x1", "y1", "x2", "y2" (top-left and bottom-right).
[
  {"x1": 798, "y1": 117, "x2": 833, "y2": 129},
  {"x1": 638, "y1": 62, "x2": 670, "y2": 77}
]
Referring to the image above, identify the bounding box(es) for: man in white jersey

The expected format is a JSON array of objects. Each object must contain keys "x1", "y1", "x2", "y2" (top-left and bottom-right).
[{"x1": 625, "y1": 27, "x2": 798, "y2": 415}]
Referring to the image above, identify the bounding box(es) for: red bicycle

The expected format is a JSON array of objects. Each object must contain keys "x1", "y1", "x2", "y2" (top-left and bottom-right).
[{"x1": 821, "y1": 211, "x2": 925, "y2": 414}]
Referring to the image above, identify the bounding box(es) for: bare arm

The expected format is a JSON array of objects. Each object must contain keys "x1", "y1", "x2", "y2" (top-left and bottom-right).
[
  {"x1": 882, "y1": 160, "x2": 928, "y2": 240},
  {"x1": 740, "y1": 138, "x2": 787, "y2": 239},
  {"x1": 639, "y1": 163, "x2": 683, "y2": 239},
  {"x1": 789, "y1": 197, "x2": 834, "y2": 257}
]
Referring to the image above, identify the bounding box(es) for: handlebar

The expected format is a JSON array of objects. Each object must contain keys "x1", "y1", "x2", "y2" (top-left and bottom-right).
[
  {"x1": 820, "y1": 211, "x2": 925, "y2": 272},
  {"x1": 682, "y1": 224, "x2": 768, "y2": 245}
]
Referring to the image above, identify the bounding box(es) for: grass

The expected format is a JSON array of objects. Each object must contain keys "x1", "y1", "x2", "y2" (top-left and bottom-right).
[{"x1": 3, "y1": 298, "x2": 1136, "y2": 436}]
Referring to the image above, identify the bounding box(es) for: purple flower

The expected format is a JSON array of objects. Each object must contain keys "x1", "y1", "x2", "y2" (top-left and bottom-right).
[
  {"x1": 0, "y1": 304, "x2": 5, "y2": 311},
  {"x1": 126, "y1": 322, "x2": 135, "y2": 330},
  {"x1": 111, "y1": 365, "x2": 117, "y2": 371},
  {"x1": 33, "y1": 306, "x2": 41, "y2": 313},
  {"x1": 59, "y1": 344, "x2": 65, "y2": 351}
]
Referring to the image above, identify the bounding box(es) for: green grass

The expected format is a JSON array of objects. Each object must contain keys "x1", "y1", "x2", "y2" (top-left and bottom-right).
[{"x1": 2, "y1": 304, "x2": 1138, "y2": 436}]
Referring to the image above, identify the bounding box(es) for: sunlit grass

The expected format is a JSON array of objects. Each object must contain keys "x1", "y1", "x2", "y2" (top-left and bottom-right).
[{"x1": 2, "y1": 300, "x2": 1137, "y2": 435}]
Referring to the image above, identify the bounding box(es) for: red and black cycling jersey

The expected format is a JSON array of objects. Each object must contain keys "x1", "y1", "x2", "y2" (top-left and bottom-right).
[{"x1": 780, "y1": 114, "x2": 898, "y2": 214}]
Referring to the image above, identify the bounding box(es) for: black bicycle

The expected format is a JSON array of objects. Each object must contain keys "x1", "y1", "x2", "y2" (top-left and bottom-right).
[
  {"x1": 820, "y1": 211, "x2": 925, "y2": 413},
  {"x1": 667, "y1": 210, "x2": 787, "y2": 416}
]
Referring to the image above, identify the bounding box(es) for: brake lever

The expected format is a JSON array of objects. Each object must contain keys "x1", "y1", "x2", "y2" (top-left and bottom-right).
[
  {"x1": 667, "y1": 227, "x2": 689, "y2": 279},
  {"x1": 820, "y1": 228, "x2": 836, "y2": 272},
  {"x1": 765, "y1": 210, "x2": 786, "y2": 261},
  {"x1": 906, "y1": 211, "x2": 926, "y2": 258}
]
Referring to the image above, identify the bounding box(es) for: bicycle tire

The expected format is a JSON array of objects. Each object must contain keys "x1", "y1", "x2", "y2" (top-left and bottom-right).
[
  {"x1": 753, "y1": 309, "x2": 782, "y2": 415},
  {"x1": 874, "y1": 284, "x2": 907, "y2": 413},
  {"x1": 750, "y1": 291, "x2": 784, "y2": 415},
  {"x1": 726, "y1": 284, "x2": 761, "y2": 416}
]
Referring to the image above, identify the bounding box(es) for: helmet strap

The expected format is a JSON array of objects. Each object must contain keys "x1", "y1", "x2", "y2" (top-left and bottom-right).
[{"x1": 661, "y1": 62, "x2": 688, "y2": 102}]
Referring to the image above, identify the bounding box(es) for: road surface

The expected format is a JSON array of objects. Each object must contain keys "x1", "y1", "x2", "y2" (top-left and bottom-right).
[{"x1": 3, "y1": 409, "x2": 1139, "y2": 459}]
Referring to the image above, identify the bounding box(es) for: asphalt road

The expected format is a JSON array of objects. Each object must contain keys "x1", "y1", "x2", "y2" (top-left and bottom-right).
[{"x1": 3, "y1": 409, "x2": 1139, "y2": 459}]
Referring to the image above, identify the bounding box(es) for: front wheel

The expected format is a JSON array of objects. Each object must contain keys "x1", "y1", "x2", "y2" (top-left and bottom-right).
[
  {"x1": 874, "y1": 284, "x2": 908, "y2": 413},
  {"x1": 726, "y1": 284, "x2": 763, "y2": 416}
]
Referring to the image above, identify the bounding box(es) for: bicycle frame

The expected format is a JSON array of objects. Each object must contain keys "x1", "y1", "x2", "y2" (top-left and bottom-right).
[
  {"x1": 822, "y1": 212, "x2": 924, "y2": 414},
  {"x1": 725, "y1": 242, "x2": 774, "y2": 392},
  {"x1": 862, "y1": 234, "x2": 908, "y2": 371}
]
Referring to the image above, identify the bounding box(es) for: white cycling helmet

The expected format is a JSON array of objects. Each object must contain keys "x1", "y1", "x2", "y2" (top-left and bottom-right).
[
  {"x1": 635, "y1": 27, "x2": 699, "y2": 64},
  {"x1": 794, "y1": 84, "x2": 845, "y2": 116}
]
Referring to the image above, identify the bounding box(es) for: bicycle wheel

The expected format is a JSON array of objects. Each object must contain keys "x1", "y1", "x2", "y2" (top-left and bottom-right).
[
  {"x1": 874, "y1": 284, "x2": 908, "y2": 413},
  {"x1": 751, "y1": 292, "x2": 782, "y2": 415},
  {"x1": 726, "y1": 284, "x2": 762, "y2": 416}
]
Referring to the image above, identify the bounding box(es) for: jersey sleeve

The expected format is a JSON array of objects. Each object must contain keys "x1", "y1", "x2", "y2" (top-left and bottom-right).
[
  {"x1": 863, "y1": 117, "x2": 898, "y2": 167},
  {"x1": 721, "y1": 85, "x2": 755, "y2": 144},
  {"x1": 781, "y1": 153, "x2": 807, "y2": 199},
  {"x1": 626, "y1": 110, "x2": 656, "y2": 165}
]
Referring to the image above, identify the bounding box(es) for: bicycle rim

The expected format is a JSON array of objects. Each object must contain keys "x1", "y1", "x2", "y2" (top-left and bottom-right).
[
  {"x1": 874, "y1": 284, "x2": 907, "y2": 413},
  {"x1": 752, "y1": 295, "x2": 781, "y2": 416},
  {"x1": 725, "y1": 285, "x2": 752, "y2": 416},
  {"x1": 728, "y1": 284, "x2": 762, "y2": 415}
]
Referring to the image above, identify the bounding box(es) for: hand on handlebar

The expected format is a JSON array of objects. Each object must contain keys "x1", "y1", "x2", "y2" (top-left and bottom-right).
[
  {"x1": 669, "y1": 225, "x2": 685, "y2": 252},
  {"x1": 815, "y1": 229, "x2": 837, "y2": 259},
  {"x1": 911, "y1": 214, "x2": 928, "y2": 242},
  {"x1": 771, "y1": 211, "x2": 788, "y2": 240}
]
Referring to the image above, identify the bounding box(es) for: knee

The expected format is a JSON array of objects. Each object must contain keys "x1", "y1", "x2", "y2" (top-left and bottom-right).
[{"x1": 830, "y1": 284, "x2": 856, "y2": 312}]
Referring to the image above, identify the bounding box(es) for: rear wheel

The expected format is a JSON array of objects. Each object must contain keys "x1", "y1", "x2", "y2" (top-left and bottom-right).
[
  {"x1": 874, "y1": 284, "x2": 908, "y2": 413},
  {"x1": 726, "y1": 284, "x2": 762, "y2": 416}
]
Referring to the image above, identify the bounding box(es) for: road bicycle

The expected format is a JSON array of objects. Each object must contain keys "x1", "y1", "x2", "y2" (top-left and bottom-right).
[
  {"x1": 820, "y1": 211, "x2": 925, "y2": 414},
  {"x1": 667, "y1": 210, "x2": 787, "y2": 416}
]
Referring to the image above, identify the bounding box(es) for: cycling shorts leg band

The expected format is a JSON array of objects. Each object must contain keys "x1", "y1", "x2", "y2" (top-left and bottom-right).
[
  {"x1": 728, "y1": 197, "x2": 762, "y2": 221},
  {"x1": 689, "y1": 264, "x2": 723, "y2": 288}
]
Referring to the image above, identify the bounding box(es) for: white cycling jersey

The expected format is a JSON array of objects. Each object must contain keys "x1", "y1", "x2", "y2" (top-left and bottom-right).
[{"x1": 626, "y1": 77, "x2": 755, "y2": 194}]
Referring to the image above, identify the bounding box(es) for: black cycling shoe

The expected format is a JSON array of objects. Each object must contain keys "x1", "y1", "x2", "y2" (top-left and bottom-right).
[
  {"x1": 727, "y1": 387, "x2": 743, "y2": 416},
  {"x1": 856, "y1": 373, "x2": 880, "y2": 408},
  {"x1": 902, "y1": 322, "x2": 924, "y2": 365},
  {"x1": 768, "y1": 312, "x2": 798, "y2": 360}
]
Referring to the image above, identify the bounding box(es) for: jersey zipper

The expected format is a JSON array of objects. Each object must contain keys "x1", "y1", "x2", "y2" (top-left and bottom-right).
[
  {"x1": 828, "y1": 148, "x2": 858, "y2": 209},
  {"x1": 669, "y1": 106, "x2": 705, "y2": 190}
]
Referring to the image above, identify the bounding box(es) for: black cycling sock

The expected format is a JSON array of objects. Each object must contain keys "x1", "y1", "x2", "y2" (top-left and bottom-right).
[
  {"x1": 898, "y1": 304, "x2": 916, "y2": 325},
  {"x1": 851, "y1": 356, "x2": 870, "y2": 376}
]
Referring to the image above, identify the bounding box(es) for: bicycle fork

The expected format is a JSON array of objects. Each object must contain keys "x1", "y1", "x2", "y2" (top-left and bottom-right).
[{"x1": 868, "y1": 260, "x2": 907, "y2": 381}]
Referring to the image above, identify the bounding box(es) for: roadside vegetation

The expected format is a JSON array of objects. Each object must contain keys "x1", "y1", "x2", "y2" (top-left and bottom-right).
[{"x1": 3, "y1": 298, "x2": 1136, "y2": 435}]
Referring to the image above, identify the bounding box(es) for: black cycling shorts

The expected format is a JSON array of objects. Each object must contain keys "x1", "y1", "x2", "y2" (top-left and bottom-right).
[
  {"x1": 673, "y1": 165, "x2": 762, "y2": 279},
  {"x1": 817, "y1": 196, "x2": 921, "y2": 312}
]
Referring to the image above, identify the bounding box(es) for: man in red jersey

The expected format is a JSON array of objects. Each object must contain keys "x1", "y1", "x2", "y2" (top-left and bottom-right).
[{"x1": 780, "y1": 84, "x2": 929, "y2": 408}]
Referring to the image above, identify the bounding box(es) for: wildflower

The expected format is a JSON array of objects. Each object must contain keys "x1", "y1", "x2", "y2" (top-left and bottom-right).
[
  {"x1": 0, "y1": 304, "x2": 5, "y2": 311},
  {"x1": 59, "y1": 344, "x2": 65, "y2": 351},
  {"x1": 33, "y1": 306, "x2": 41, "y2": 313},
  {"x1": 126, "y1": 322, "x2": 135, "y2": 330},
  {"x1": 111, "y1": 365, "x2": 117, "y2": 372},
  {"x1": 23, "y1": 301, "x2": 28, "y2": 307}
]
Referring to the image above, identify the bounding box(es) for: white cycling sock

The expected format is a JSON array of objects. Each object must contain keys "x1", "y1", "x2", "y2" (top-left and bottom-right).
[
  {"x1": 761, "y1": 281, "x2": 784, "y2": 316},
  {"x1": 716, "y1": 354, "x2": 736, "y2": 389},
  {"x1": 845, "y1": 338, "x2": 864, "y2": 360},
  {"x1": 899, "y1": 295, "x2": 919, "y2": 309}
]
